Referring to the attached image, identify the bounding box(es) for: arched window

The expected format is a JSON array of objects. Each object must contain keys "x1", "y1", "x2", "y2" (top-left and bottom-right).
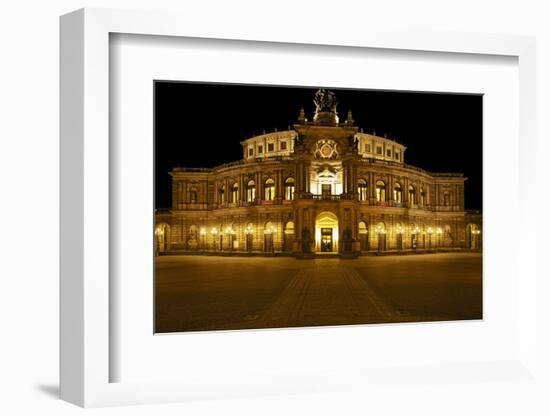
[
  {"x1": 420, "y1": 187, "x2": 426, "y2": 206},
  {"x1": 443, "y1": 191, "x2": 450, "y2": 206},
  {"x1": 218, "y1": 185, "x2": 225, "y2": 204},
  {"x1": 408, "y1": 185, "x2": 416, "y2": 206},
  {"x1": 393, "y1": 183, "x2": 402, "y2": 203},
  {"x1": 284, "y1": 177, "x2": 295, "y2": 200},
  {"x1": 264, "y1": 178, "x2": 275, "y2": 201},
  {"x1": 246, "y1": 180, "x2": 255, "y2": 202},
  {"x1": 376, "y1": 180, "x2": 386, "y2": 202},
  {"x1": 284, "y1": 221, "x2": 295, "y2": 234},
  {"x1": 189, "y1": 189, "x2": 198, "y2": 204},
  {"x1": 357, "y1": 179, "x2": 368, "y2": 201},
  {"x1": 231, "y1": 182, "x2": 239, "y2": 203}
]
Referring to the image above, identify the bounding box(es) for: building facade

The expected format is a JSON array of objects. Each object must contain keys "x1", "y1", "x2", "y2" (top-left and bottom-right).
[{"x1": 155, "y1": 89, "x2": 482, "y2": 256}]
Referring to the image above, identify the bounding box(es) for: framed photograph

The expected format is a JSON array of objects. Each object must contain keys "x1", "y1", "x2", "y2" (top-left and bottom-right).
[{"x1": 60, "y1": 8, "x2": 537, "y2": 408}]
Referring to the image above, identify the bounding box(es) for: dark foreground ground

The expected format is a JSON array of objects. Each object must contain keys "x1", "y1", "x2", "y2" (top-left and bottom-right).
[{"x1": 155, "y1": 253, "x2": 482, "y2": 333}]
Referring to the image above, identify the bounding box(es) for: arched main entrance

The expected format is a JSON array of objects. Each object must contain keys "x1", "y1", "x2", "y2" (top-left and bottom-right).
[{"x1": 315, "y1": 211, "x2": 339, "y2": 253}]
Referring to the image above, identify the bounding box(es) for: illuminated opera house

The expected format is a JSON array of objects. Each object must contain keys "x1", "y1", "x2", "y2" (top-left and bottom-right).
[{"x1": 155, "y1": 89, "x2": 482, "y2": 257}]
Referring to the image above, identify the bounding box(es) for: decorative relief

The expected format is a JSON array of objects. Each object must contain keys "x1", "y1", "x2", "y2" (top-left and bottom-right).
[{"x1": 313, "y1": 139, "x2": 338, "y2": 159}]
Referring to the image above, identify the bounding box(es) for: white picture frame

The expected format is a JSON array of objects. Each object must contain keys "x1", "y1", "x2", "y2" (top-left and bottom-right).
[{"x1": 60, "y1": 7, "x2": 538, "y2": 408}]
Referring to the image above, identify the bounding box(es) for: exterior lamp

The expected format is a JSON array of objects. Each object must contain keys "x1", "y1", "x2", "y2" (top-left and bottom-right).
[
  {"x1": 154, "y1": 226, "x2": 164, "y2": 255},
  {"x1": 411, "y1": 226, "x2": 420, "y2": 250},
  {"x1": 264, "y1": 225, "x2": 276, "y2": 234},
  {"x1": 427, "y1": 227, "x2": 433, "y2": 249},
  {"x1": 245, "y1": 225, "x2": 254, "y2": 235},
  {"x1": 199, "y1": 227, "x2": 206, "y2": 250},
  {"x1": 436, "y1": 227, "x2": 443, "y2": 249},
  {"x1": 210, "y1": 227, "x2": 218, "y2": 251},
  {"x1": 375, "y1": 225, "x2": 386, "y2": 234},
  {"x1": 471, "y1": 228, "x2": 481, "y2": 250},
  {"x1": 395, "y1": 226, "x2": 404, "y2": 234}
]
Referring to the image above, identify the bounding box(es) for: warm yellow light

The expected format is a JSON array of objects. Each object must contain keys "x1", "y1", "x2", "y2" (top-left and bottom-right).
[
  {"x1": 199, "y1": 228, "x2": 206, "y2": 236},
  {"x1": 427, "y1": 227, "x2": 433, "y2": 234},
  {"x1": 211, "y1": 227, "x2": 218, "y2": 235},
  {"x1": 436, "y1": 227, "x2": 443, "y2": 235},
  {"x1": 264, "y1": 225, "x2": 276, "y2": 235}
]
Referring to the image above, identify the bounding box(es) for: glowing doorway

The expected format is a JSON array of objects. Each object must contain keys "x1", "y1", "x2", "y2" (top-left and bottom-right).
[{"x1": 315, "y1": 211, "x2": 339, "y2": 253}]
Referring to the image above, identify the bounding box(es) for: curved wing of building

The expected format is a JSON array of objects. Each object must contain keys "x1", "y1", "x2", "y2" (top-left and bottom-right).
[{"x1": 155, "y1": 89, "x2": 482, "y2": 257}]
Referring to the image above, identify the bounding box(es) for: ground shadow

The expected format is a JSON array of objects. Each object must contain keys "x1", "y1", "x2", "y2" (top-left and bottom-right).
[{"x1": 35, "y1": 384, "x2": 59, "y2": 399}]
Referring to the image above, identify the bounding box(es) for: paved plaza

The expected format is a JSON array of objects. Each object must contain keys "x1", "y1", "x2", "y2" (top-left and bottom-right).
[{"x1": 155, "y1": 253, "x2": 482, "y2": 333}]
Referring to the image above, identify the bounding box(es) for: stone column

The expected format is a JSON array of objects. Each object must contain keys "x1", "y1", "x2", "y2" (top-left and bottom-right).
[
  {"x1": 276, "y1": 170, "x2": 283, "y2": 201},
  {"x1": 304, "y1": 163, "x2": 310, "y2": 193},
  {"x1": 369, "y1": 172, "x2": 376, "y2": 200},
  {"x1": 240, "y1": 174, "x2": 245, "y2": 203},
  {"x1": 224, "y1": 178, "x2": 229, "y2": 203},
  {"x1": 404, "y1": 177, "x2": 409, "y2": 207},
  {"x1": 255, "y1": 171, "x2": 261, "y2": 202},
  {"x1": 295, "y1": 161, "x2": 302, "y2": 193},
  {"x1": 183, "y1": 182, "x2": 188, "y2": 206},
  {"x1": 174, "y1": 181, "x2": 181, "y2": 209},
  {"x1": 388, "y1": 174, "x2": 394, "y2": 204}
]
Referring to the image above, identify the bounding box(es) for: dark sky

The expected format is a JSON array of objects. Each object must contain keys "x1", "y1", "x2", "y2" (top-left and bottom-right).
[{"x1": 154, "y1": 82, "x2": 482, "y2": 210}]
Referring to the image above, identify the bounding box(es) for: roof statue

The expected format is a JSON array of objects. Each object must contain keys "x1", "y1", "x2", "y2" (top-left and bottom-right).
[
  {"x1": 313, "y1": 88, "x2": 338, "y2": 114},
  {"x1": 313, "y1": 89, "x2": 339, "y2": 125}
]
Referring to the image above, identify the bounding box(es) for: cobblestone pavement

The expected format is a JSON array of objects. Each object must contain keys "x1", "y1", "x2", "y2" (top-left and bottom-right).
[{"x1": 155, "y1": 253, "x2": 482, "y2": 333}]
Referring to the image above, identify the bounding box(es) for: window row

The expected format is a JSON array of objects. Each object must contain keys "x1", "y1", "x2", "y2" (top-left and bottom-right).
[
  {"x1": 218, "y1": 177, "x2": 296, "y2": 203},
  {"x1": 247, "y1": 140, "x2": 288, "y2": 157},
  {"x1": 356, "y1": 180, "x2": 427, "y2": 204},
  {"x1": 363, "y1": 143, "x2": 401, "y2": 161}
]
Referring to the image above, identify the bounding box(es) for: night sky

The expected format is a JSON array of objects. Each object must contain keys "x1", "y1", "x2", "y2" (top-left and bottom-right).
[{"x1": 154, "y1": 82, "x2": 482, "y2": 210}]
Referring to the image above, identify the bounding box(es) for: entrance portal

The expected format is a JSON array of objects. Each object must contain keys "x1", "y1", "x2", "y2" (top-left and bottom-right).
[
  {"x1": 321, "y1": 228, "x2": 333, "y2": 252},
  {"x1": 315, "y1": 211, "x2": 339, "y2": 253}
]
